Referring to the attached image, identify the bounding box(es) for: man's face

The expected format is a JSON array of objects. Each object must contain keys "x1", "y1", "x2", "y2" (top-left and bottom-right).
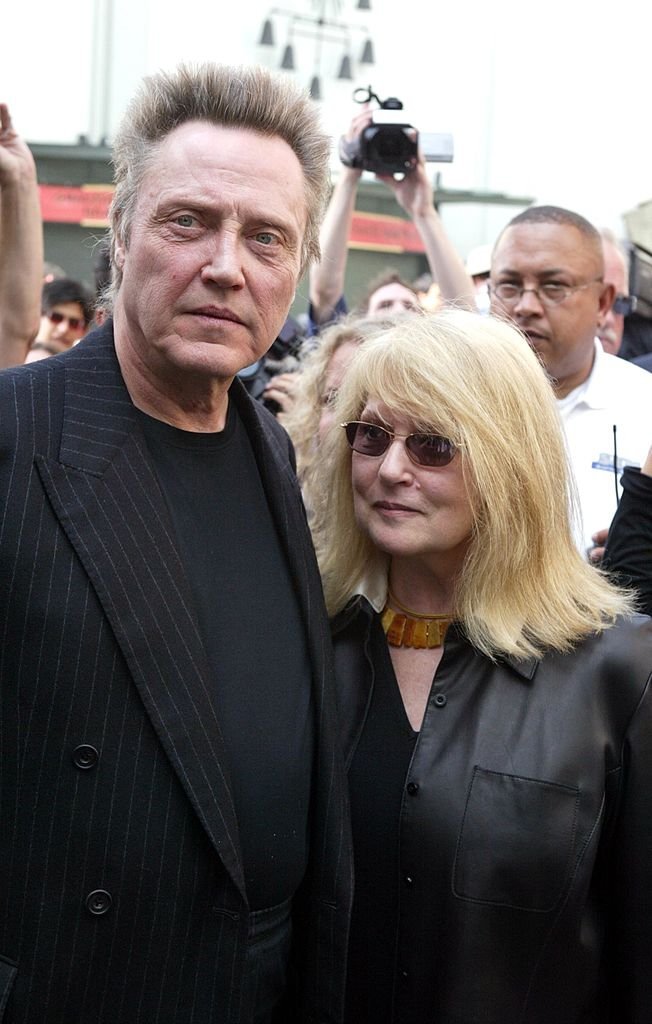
[
  {"x1": 37, "y1": 302, "x2": 88, "y2": 347},
  {"x1": 367, "y1": 282, "x2": 420, "y2": 319},
  {"x1": 490, "y1": 222, "x2": 615, "y2": 397},
  {"x1": 598, "y1": 240, "x2": 628, "y2": 356},
  {"x1": 114, "y1": 121, "x2": 307, "y2": 385}
]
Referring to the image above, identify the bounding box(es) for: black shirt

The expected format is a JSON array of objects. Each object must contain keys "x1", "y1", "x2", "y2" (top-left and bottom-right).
[
  {"x1": 346, "y1": 615, "x2": 418, "y2": 1023},
  {"x1": 136, "y1": 401, "x2": 314, "y2": 910}
]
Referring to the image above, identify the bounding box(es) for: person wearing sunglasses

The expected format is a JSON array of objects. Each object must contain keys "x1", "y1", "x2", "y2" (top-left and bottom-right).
[
  {"x1": 25, "y1": 276, "x2": 94, "y2": 361},
  {"x1": 312, "y1": 309, "x2": 652, "y2": 1024}
]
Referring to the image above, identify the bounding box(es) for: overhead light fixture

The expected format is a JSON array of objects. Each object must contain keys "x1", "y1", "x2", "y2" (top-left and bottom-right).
[
  {"x1": 259, "y1": 18, "x2": 275, "y2": 46},
  {"x1": 280, "y1": 44, "x2": 296, "y2": 70},
  {"x1": 360, "y1": 38, "x2": 374, "y2": 64},
  {"x1": 256, "y1": 5, "x2": 376, "y2": 101},
  {"x1": 337, "y1": 54, "x2": 353, "y2": 80}
]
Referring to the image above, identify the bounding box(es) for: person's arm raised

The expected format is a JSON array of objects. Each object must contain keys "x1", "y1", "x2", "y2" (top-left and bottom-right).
[
  {"x1": 308, "y1": 108, "x2": 373, "y2": 327},
  {"x1": 0, "y1": 103, "x2": 43, "y2": 367},
  {"x1": 380, "y1": 155, "x2": 476, "y2": 310}
]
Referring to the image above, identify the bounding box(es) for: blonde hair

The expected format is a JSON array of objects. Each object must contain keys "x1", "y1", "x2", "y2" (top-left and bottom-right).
[
  {"x1": 313, "y1": 309, "x2": 634, "y2": 659},
  {"x1": 280, "y1": 316, "x2": 387, "y2": 507},
  {"x1": 109, "y1": 62, "x2": 330, "y2": 296}
]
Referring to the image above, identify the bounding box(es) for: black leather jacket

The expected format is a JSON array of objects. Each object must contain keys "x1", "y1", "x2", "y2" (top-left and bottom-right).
[{"x1": 332, "y1": 597, "x2": 652, "y2": 1024}]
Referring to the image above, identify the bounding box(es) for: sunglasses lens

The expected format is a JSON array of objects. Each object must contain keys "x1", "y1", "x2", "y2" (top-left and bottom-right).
[
  {"x1": 48, "y1": 311, "x2": 84, "y2": 330},
  {"x1": 344, "y1": 422, "x2": 391, "y2": 456},
  {"x1": 344, "y1": 422, "x2": 456, "y2": 466},
  {"x1": 406, "y1": 434, "x2": 456, "y2": 467}
]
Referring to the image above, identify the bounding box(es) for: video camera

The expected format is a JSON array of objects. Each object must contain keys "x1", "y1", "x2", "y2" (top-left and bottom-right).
[{"x1": 338, "y1": 86, "x2": 453, "y2": 176}]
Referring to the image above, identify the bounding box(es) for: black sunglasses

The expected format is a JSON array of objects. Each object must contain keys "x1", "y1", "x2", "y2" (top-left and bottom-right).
[
  {"x1": 47, "y1": 310, "x2": 87, "y2": 331},
  {"x1": 342, "y1": 421, "x2": 456, "y2": 468}
]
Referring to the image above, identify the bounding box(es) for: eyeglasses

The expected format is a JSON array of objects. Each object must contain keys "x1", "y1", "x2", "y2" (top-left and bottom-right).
[
  {"x1": 488, "y1": 278, "x2": 603, "y2": 307},
  {"x1": 46, "y1": 311, "x2": 87, "y2": 331},
  {"x1": 342, "y1": 421, "x2": 456, "y2": 467}
]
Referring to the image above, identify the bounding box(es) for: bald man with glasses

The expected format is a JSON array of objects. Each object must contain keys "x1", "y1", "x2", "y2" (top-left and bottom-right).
[{"x1": 489, "y1": 204, "x2": 652, "y2": 556}]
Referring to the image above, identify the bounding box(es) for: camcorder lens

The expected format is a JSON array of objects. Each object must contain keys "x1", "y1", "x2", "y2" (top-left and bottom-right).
[{"x1": 362, "y1": 125, "x2": 417, "y2": 174}]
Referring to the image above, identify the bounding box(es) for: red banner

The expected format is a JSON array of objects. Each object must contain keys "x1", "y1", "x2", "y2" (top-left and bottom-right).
[
  {"x1": 39, "y1": 184, "x2": 114, "y2": 227},
  {"x1": 348, "y1": 211, "x2": 425, "y2": 254}
]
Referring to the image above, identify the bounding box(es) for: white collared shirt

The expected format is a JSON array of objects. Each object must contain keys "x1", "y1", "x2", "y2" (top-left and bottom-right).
[{"x1": 557, "y1": 339, "x2": 652, "y2": 553}]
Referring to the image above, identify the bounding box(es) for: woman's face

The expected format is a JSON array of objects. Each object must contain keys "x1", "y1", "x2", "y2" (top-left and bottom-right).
[
  {"x1": 351, "y1": 400, "x2": 475, "y2": 575},
  {"x1": 318, "y1": 340, "x2": 360, "y2": 443}
]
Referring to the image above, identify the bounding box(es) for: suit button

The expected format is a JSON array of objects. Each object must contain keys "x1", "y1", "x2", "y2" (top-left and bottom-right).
[
  {"x1": 72, "y1": 744, "x2": 99, "y2": 770},
  {"x1": 404, "y1": 875, "x2": 414, "y2": 887},
  {"x1": 406, "y1": 782, "x2": 419, "y2": 795},
  {"x1": 86, "y1": 889, "x2": 112, "y2": 916},
  {"x1": 433, "y1": 693, "x2": 447, "y2": 707}
]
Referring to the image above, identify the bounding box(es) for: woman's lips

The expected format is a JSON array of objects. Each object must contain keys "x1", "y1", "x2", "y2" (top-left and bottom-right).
[{"x1": 374, "y1": 501, "x2": 420, "y2": 514}]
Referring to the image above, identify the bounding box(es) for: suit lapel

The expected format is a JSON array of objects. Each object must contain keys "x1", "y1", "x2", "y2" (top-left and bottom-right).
[{"x1": 36, "y1": 325, "x2": 246, "y2": 899}]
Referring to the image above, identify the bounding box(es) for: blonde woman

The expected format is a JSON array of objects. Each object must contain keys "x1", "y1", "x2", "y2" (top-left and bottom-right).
[{"x1": 313, "y1": 310, "x2": 652, "y2": 1024}]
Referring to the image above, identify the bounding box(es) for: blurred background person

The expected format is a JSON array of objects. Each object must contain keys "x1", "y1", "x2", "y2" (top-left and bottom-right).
[
  {"x1": 598, "y1": 227, "x2": 630, "y2": 356},
  {"x1": 274, "y1": 314, "x2": 382, "y2": 509},
  {"x1": 25, "y1": 276, "x2": 94, "y2": 361},
  {"x1": 354, "y1": 268, "x2": 421, "y2": 318},
  {"x1": 313, "y1": 309, "x2": 652, "y2": 1024}
]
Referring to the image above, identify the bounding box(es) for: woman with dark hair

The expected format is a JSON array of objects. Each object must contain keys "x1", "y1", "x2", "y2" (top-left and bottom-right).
[{"x1": 313, "y1": 309, "x2": 652, "y2": 1024}]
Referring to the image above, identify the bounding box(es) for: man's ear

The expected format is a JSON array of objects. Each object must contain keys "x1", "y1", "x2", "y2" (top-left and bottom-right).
[
  {"x1": 597, "y1": 281, "x2": 616, "y2": 326},
  {"x1": 114, "y1": 245, "x2": 126, "y2": 270}
]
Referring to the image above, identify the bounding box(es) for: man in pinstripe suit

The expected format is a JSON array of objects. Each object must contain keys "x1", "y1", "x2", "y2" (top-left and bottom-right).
[{"x1": 0, "y1": 64, "x2": 352, "y2": 1023}]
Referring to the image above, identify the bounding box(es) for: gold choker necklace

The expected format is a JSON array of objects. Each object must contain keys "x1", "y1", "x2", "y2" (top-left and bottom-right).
[{"x1": 381, "y1": 590, "x2": 452, "y2": 649}]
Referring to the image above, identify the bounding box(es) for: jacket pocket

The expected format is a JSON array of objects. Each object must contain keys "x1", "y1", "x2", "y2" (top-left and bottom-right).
[
  {"x1": 453, "y1": 766, "x2": 579, "y2": 912},
  {"x1": 0, "y1": 955, "x2": 17, "y2": 1018}
]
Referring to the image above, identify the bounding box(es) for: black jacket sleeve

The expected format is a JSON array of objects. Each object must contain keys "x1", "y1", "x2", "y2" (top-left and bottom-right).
[{"x1": 603, "y1": 467, "x2": 652, "y2": 615}]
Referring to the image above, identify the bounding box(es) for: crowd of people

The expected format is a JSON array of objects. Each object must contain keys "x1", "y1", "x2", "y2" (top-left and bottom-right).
[{"x1": 1, "y1": 62, "x2": 651, "y2": 1024}]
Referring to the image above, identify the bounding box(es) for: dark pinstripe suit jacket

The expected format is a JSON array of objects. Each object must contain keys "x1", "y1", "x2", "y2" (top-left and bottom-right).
[{"x1": 0, "y1": 321, "x2": 352, "y2": 1024}]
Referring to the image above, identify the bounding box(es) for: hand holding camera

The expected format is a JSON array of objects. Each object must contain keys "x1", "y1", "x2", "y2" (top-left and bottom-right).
[{"x1": 338, "y1": 87, "x2": 453, "y2": 177}]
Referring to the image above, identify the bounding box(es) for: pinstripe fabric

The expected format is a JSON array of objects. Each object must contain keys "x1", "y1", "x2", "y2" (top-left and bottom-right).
[{"x1": 0, "y1": 322, "x2": 352, "y2": 1024}]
